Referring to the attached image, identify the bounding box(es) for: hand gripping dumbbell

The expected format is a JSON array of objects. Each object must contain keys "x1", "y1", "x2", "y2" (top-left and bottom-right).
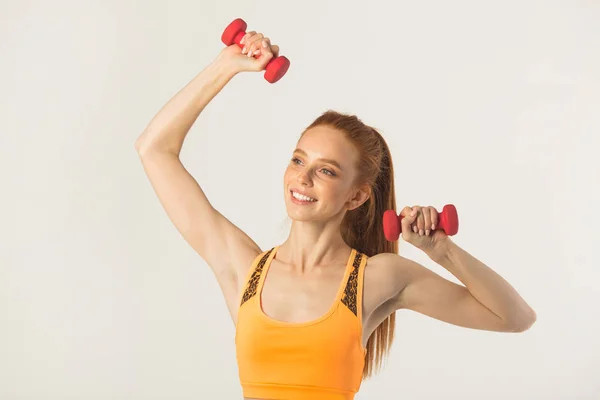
[
  {"x1": 221, "y1": 18, "x2": 290, "y2": 84},
  {"x1": 383, "y1": 204, "x2": 459, "y2": 242}
]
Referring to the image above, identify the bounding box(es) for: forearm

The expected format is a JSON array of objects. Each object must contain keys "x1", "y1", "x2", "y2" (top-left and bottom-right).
[
  {"x1": 428, "y1": 238, "x2": 536, "y2": 331},
  {"x1": 135, "y1": 59, "x2": 238, "y2": 156}
]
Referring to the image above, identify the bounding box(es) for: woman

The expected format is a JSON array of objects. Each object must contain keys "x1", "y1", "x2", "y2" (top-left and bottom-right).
[{"x1": 135, "y1": 30, "x2": 536, "y2": 400}]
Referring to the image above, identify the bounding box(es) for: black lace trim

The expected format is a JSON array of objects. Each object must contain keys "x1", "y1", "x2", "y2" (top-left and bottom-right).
[
  {"x1": 241, "y1": 248, "x2": 364, "y2": 316},
  {"x1": 240, "y1": 248, "x2": 274, "y2": 306},
  {"x1": 341, "y1": 251, "x2": 364, "y2": 316}
]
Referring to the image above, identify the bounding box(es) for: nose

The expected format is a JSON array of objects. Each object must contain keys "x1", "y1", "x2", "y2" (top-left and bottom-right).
[{"x1": 296, "y1": 169, "x2": 313, "y2": 186}]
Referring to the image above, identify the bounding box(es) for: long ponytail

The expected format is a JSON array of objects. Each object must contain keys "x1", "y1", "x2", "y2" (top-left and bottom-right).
[{"x1": 304, "y1": 110, "x2": 398, "y2": 378}]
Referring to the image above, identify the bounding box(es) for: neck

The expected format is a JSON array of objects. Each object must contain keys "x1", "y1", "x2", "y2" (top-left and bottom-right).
[{"x1": 278, "y1": 218, "x2": 352, "y2": 273}]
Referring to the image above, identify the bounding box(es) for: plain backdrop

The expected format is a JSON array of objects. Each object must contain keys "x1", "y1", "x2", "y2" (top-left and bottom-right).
[{"x1": 1, "y1": 0, "x2": 599, "y2": 399}]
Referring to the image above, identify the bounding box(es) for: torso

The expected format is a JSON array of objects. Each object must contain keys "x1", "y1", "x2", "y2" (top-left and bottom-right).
[
  {"x1": 230, "y1": 246, "x2": 402, "y2": 400},
  {"x1": 222, "y1": 246, "x2": 402, "y2": 349}
]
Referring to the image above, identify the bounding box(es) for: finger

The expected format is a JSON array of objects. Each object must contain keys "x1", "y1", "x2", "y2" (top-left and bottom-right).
[
  {"x1": 430, "y1": 207, "x2": 438, "y2": 231},
  {"x1": 401, "y1": 207, "x2": 418, "y2": 237},
  {"x1": 399, "y1": 206, "x2": 412, "y2": 218},
  {"x1": 415, "y1": 206, "x2": 425, "y2": 235},
  {"x1": 406, "y1": 206, "x2": 415, "y2": 234},
  {"x1": 240, "y1": 31, "x2": 256, "y2": 45},
  {"x1": 410, "y1": 206, "x2": 419, "y2": 234},
  {"x1": 253, "y1": 37, "x2": 272, "y2": 58},
  {"x1": 241, "y1": 31, "x2": 257, "y2": 53},
  {"x1": 246, "y1": 33, "x2": 265, "y2": 57},
  {"x1": 255, "y1": 39, "x2": 275, "y2": 63},
  {"x1": 422, "y1": 207, "x2": 432, "y2": 236}
]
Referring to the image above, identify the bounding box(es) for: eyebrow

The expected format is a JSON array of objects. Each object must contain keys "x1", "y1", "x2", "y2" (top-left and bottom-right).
[{"x1": 293, "y1": 148, "x2": 343, "y2": 171}]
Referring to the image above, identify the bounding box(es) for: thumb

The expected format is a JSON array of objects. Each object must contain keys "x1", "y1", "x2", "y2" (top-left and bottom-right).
[{"x1": 401, "y1": 208, "x2": 418, "y2": 232}]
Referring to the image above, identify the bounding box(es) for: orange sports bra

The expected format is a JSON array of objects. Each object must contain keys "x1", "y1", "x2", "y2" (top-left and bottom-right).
[{"x1": 235, "y1": 246, "x2": 368, "y2": 400}]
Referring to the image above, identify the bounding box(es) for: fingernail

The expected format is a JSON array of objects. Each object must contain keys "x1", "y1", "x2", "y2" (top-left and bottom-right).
[
  {"x1": 248, "y1": 50, "x2": 253, "y2": 57},
  {"x1": 262, "y1": 40, "x2": 268, "y2": 48},
  {"x1": 425, "y1": 230, "x2": 430, "y2": 236},
  {"x1": 242, "y1": 47, "x2": 247, "y2": 54},
  {"x1": 413, "y1": 226, "x2": 418, "y2": 233},
  {"x1": 419, "y1": 230, "x2": 424, "y2": 236},
  {"x1": 431, "y1": 224, "x2": 435, "y2": 230}
]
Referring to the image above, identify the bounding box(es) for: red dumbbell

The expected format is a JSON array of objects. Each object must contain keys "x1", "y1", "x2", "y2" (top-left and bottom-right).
[
  {"x1": 221, "y1": 18, "x2": 290, "y2": 84},
  {"x1": 383, "y1": 204, "x2": 459, "y2": 242}
]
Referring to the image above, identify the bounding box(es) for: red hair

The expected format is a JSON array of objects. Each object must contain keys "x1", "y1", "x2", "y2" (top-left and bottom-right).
[{"x1": 303, "y1": 110, "x2": 398, "y2": 379}]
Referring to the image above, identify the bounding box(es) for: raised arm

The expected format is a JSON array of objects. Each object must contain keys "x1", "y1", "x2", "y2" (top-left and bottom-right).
[
  {"x1": 134, "y1": 34, "x2": 280, "y2": 313},
  {"x1": 368, "y1": 206, "x2": 536, "y2": 333},
  {"x1": 376, "y1": 247, "x2": 536, "y2": 332}
]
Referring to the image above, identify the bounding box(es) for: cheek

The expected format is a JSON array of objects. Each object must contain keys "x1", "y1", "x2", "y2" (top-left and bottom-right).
[
  {"x1": 283, "y1": 167, "x2": 293, "y2": 183},
  {"x1": 320, "y1": 182, "x2": 348, "y2": 201}
]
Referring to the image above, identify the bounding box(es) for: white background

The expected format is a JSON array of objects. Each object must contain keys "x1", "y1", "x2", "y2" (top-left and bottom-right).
[{"x1": 1, "y1": 0, "x2": 599, "y2": 399}]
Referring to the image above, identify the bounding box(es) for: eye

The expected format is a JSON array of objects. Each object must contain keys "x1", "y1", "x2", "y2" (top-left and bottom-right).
[{"x1": 291, "y1": 157, "x2": 336, "y2": 177}]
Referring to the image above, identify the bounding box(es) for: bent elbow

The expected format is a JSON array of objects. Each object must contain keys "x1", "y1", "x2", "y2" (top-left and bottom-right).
[
  {"x1": 134, "y1": 135, "x2": 150, "y2": 155},
  {"x1": 508, "y1": 309, "x2": 537, "y2": 332}
]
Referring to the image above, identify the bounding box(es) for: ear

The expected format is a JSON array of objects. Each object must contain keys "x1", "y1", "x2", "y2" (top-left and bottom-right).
[{"x1": 346, "y1": 184, "x2": 371, "y2": 211}]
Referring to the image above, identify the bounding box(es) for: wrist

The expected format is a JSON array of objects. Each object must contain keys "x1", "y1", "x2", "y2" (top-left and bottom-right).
[
  {"x1": 209, "y1": 57, "x2": 240, "y2": 81},
  {"x1": 427, "y1": 237, "x2": 453, "y2": 263}
]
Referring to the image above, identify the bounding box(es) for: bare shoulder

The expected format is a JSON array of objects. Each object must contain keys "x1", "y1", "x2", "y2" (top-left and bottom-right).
[{"x1": 362, "y1": 252, "x2": 414, "y2": 318}]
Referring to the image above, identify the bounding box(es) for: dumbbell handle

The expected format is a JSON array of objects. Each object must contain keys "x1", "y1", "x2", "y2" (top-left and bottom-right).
[{"x1": 383, "y1": 204, "x2": 459, "y2": 242}]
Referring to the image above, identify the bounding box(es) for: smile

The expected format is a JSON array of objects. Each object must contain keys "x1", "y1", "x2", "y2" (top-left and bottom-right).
[{"x1": 290, "y1": 190, "x2": 317, "y2": 203}]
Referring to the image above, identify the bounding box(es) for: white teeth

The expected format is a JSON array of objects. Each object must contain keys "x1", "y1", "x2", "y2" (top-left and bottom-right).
[{"x1": 292, "y1": 191, "x2": 316, "y2": 202}]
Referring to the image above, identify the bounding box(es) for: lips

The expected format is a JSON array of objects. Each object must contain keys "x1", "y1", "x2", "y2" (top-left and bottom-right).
[{"x1": 290, "y1": 189, "x2": 318, "y2": 202}]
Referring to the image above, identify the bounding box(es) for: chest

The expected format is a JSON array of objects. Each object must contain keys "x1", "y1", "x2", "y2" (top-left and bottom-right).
[{"x1": 260, "y1": 261, "x2": 348, "y2": 324}]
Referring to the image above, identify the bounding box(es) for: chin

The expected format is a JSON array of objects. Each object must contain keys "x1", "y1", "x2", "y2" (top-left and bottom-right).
[
  {"x1": 284, "y1": 204, "x2": 318, "y2": 222},
  {"x1": 284, "y1": 199, "x2": 323, "y2": 223}
]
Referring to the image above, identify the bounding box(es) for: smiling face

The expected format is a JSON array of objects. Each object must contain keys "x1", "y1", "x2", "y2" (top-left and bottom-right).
[{"x1": 283, "y1": 125, "x2": 369, "y2": 222}]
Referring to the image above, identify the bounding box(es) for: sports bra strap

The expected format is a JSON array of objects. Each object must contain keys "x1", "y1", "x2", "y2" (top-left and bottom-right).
[
  {"x1": 341, "y1": 250, "x2": 366, "y2": 317},
  {"x1": 239, "y1": 247, "x2": 367, "y2": 320},
  {"x1": 240, "y1": 248, "x2": 275, "y2": 307}
]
